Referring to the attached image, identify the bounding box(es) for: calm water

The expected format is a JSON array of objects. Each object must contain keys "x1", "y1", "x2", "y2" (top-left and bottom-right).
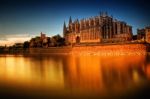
[{"x1": 0, "y1": 54, "x2": 150, "y2": 99}]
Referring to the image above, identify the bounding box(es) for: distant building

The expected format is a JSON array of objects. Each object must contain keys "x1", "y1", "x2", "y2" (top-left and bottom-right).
[
  {"x1": 145, "y1": 27, "x2": 150, "y2": 43},
  {"x1": 30, "y1": 32, "x2": 49, "y2": 48},
  {"x1": 41, "y1": 32, "x2": 46, "y2": 40},
  {"x1": 137, "y1": 29, "x2": 145, "y2": 40},
  {"x1": 63, "y1": 12, "x2": 133, "y2": 44},
  {"x1": 137, "y1": 26, "x2": 150, "y2": 43}
]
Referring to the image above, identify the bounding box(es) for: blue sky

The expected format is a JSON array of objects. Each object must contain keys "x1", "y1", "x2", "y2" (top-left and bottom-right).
[{"x1": 0, "y1": 0, "x2": 150, "y2": 45}]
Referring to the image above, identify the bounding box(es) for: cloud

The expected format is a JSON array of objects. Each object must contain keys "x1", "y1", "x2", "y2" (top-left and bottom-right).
[
  {"x1": 0, "y1": 38, "x2": 8, "y2": 41},
  {"x1": 4, "y1": 34, "x2": 30, "y2": 38},
  {"x1": 0, "y1": 34, "x2": 31, "y2": 46}
]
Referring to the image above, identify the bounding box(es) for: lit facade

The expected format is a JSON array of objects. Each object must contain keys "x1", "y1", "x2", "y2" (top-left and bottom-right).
[
  {"x1": 137, "y1": 29, "x2": 145, "y2": 40},
  {"x1": 137, "y1": 26, "x2": 150, "y2": 43},
  {"x1": 63, "y1": 12, "x2": 133, "y2": 44},
  {"x1": 145, "y1": 27, "x2": 150, "y2": 43}
]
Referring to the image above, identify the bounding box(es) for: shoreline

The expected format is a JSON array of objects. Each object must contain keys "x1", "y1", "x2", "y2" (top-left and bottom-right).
[{"x1": 0, "y1": 43, "x2": 149, "y2": 56}]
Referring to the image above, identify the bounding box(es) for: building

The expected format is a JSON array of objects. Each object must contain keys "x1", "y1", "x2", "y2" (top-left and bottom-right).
[
  {"x1": 145, "y1": 27, "x2": 150, "y2": 43},
  {"x1": 41, "y1": 32, "x2": 46, "y2": 40},
  {"x1": 63, "y1": 12, "x2": 133, "y2": 44},
  {"x1": 30, "y1": 32, "x2": 47, "y2": 48},
  {"x1": 137, "y1": 29, "x2": 145, "y2": 40},
  {"x1": 137, "y1": 26, "x2": 150, "y2": 43}
]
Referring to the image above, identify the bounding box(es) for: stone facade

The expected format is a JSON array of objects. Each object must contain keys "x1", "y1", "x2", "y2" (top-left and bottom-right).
[
  {"x1": 137, "y1": 29, "x2": 145, "y2": 40},
  {"x1": 63, "y1": 12, "x2": 133, "y2": 44},
  {"x1": 40, "y1": 32, "x2": 46, "y2": 40},
  {"x1": 71, "y1": 44, "x2": 147, "y2": 56},
  {"x1": 145, "y1": 27, "x2": 150, "y2": 43},
  {"x1": 137, "y1": 26, "x2": 150, "y2": 43}
]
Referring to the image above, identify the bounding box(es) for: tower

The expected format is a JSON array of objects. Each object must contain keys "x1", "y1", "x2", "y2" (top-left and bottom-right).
[
  {"x1": 63, "y1": 21, "x2": 67, "y2": 37},
  {"x1": 68, "y1": 16, "x2": 73, "y2": 32}
]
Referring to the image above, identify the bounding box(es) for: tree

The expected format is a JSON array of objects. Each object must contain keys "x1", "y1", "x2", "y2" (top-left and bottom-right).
[
  {"x1": 35, "y1": 36, "x2": 42, "y2": 47},
  {"x1": 23, "y1": 41, "x2": 30, "y2": 49},
  {"x1": 30, "y1": 38, "x2": 36, "y2": 48},
  {"x1": 51, "y1": 34, "x2": 65, "y2": 47}
]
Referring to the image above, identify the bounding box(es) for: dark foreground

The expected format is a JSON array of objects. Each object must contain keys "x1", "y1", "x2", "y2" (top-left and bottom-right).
[{"x1": 0, "y1": 84, "x2": 150, "y2": 99}]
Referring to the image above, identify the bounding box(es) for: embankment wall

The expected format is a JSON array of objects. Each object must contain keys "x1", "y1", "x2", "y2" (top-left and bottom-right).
[{"x1": 29, "y1": 43, "x2": 148, "y2": 56}]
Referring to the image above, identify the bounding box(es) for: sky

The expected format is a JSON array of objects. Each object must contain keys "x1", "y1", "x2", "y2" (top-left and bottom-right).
[{"x1": 0, "y1": 0, "x2": 150, "y2": 46}]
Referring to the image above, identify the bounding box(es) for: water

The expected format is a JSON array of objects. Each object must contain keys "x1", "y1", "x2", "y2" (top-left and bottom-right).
[{"x1": 0, "y1": 54, "x2": 150, "y2": 99}]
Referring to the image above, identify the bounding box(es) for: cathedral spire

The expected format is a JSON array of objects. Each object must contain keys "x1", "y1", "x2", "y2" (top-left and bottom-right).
[
  {"x1": 63, "y1": 21, "x2": 67, "y2": 37},
  {"x1": 69, "y1": 16, "x2": 72, "y2": 24}
]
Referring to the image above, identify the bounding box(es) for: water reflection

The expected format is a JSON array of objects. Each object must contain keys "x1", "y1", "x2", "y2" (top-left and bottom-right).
[
  {"x1": 64, "y1": 55, "x2": 147, "y2": 94},
  {"x1": 0, "y1": 55, "x2": 64, "y2": 89},
  {"x1": 0, "y1": 54, "x2": 150, "y2": 97}
]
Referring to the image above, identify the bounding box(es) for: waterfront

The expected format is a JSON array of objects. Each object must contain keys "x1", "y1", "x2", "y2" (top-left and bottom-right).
[{"x1": 0, "y1": 54, "x2": 150, "y2": 98}]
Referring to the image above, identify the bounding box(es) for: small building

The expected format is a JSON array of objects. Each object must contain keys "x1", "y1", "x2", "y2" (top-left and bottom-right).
[
  {"x1": 137, "y1": 29, "x2": 145, "y2": 40},
  {"x1": 41, "y1": 32, "x2": 46, "y2": 40},
  {"x1": 145, "y1": 27, "x2": 150, "y2": 43},
  {"x1": 137, "y1": 26, "x2": 150, "y2": 43}
]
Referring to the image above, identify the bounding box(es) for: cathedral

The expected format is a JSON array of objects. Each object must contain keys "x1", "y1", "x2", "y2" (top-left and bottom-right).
[{"x1": 63, "y1": 12, "x2": 133, "y2": 44}]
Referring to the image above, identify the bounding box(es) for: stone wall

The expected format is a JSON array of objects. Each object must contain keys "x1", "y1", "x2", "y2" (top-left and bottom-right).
[
  {"x1": 29, "y1": 47, "x2": 72, "y2": 55},
  {"x1": 29, "y1": 44, "x2": 148, "y2": 56},
  {"x1": 71, "y1": 44, "x2": 147, "y2": 56}
]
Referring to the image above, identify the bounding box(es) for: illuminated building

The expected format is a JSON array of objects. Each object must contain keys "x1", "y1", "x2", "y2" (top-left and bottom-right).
[
  {"x1": 63, "y1": 12, "x2": 133, "y2": 44},
  {"x1": 137, "y1": 26, "x2": 150, "y2": 43}
]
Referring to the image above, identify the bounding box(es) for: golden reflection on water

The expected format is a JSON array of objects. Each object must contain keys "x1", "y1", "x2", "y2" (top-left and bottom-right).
[
  {"x1": 0, "y1": 54, "x2": 150, "y2": 95},
  {"x1": 64, "y1": 55, "x2": 147, "y2": 94},
  {"x1": 0, "y1": 55, "x2": 64, "y2": 89}
]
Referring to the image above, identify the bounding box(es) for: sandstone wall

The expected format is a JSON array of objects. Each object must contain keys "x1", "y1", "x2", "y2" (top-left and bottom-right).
[
  {"x1": 71, "y1": 44, "x2": 147, "y2": 56},
  {"x1": 29, "y1": 47, "x2": 72, "y2": 55},
  {"x1": 29, "y1": 44, "x2": 148, "y2": 56}
]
